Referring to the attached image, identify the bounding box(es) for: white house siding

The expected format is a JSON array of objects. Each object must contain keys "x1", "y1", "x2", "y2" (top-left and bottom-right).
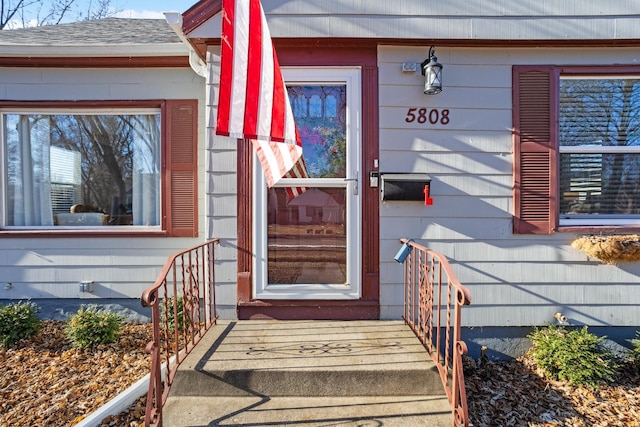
[
  {"x1": 0, "y1": 67, "x2": 208, "y2": 314},
  {"x1": 190, "y1": 0, "x2": 640, "y2": 41},
  {"x1": 205, "y1": 47, "x2": 238, "y2": 319},
  {"x1": 378, "y1": 45, "x2": 640, "y2": 327}
]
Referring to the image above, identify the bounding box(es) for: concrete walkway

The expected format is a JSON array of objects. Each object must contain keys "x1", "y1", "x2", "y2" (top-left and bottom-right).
[{"x1": 163, "y1": 320, "x2": 452, "y2": 426}]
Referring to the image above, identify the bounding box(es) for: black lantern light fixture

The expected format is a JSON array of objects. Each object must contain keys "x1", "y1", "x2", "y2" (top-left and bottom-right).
[{"x1": 421, "y1": 46, "x2": 443, "y2": 95}]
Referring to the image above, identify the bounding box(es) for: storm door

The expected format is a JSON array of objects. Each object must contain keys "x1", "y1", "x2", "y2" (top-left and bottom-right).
[{"x1": 254, "y1": 67, "x2": 361, "y2": 300}]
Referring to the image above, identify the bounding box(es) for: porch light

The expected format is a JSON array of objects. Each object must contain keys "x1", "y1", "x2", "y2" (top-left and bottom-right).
[{"x1": 421, "y1": 46, "x2": 443, "y2": 95}]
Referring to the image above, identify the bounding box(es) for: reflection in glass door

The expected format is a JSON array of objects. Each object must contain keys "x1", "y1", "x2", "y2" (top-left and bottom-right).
[{"x1": 254, "y1": 68, "x2": 361, "y2": 300}]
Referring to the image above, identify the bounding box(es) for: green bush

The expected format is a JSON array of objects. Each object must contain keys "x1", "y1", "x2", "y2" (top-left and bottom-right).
[
  {"x1": 163, "y1": 296, "x2": 185, "y2": 333},
  {"x1": 631, "y1": 332, "x2": 640, "y2": 365},
  {"x1": 0, "y1": 300, "x2": 41, "y2": 347},
  {"x1": 65, "y1": 306, "x2": 123, "y2": 349},
  {"x1": 528, "y1": 324, "x2": 616, "y2": 387}
]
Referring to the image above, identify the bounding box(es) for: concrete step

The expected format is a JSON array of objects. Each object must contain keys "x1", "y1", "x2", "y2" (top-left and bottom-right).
[
  {"x1": 162, "y1": 395, "x2": 452, "y2": 427},
  {"x1": 164, "y1": 320, "x2": 452, "y2": 426},
  {"x1": 170, "y1": 320, "x2": 443, "y2": 397}
]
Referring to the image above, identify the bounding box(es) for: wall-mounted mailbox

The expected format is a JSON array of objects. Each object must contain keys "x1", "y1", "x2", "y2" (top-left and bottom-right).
[{"x1": 380, "y1": 173, "x2": 432, "y2": 205}]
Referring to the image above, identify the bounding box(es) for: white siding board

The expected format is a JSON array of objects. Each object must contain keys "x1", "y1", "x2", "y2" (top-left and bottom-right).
[
  {"x1": 208, "y1": 173, "x2": 237, "y2": 195},
  {"x1": 208, "y1": 149, "x2": 237, "y2": 173},
  {"x1": 37, "y1": 69, "x2": 199, "y2": 85},
  {"x1": 379, "y1": 129, "x2": 512, "y2": 153},
  {"x1": 211, "y1": 136, "x2": 240, "y2": 151},
  {"x1": 207, "y1": 195, "x2": 237, "y2": 217},
  {"x1": 262, "y1": 16, "x2": 635, "y2": 40},
  {"x1": 380, "y1": 217, "x2": 512, "y2": 241},
  {"x1": 7, "y1": 84, "x2": 111, "y2": 100},
  {"x1": 213, "y1": 282, "x2": 240, "y2": 306},
  {"x1": 209, "y1": 217, "x2": 238, "y2": 240},
  {"x1": 264, "y1": 0, "x2": 640, "y2": 17},
  {"x1": 379, "y1": 84, "x2": 512, "y2": 110},
  {"x1": 213, "y1": 242, "x2": 238, "y2": 261},
  {"x1": 379, "y1": 282, "x2": 404, "y2": 307},
  {"x1": 381, "y1": 196, "x2": 510, "y2": 219},
  {"x1": 107, "y1": 83, "x2": 203, "y2": 99},
  {"x1": 380, "y1": 151, "x2": 512, "y2": 175},
  {"x1": 434, "y1": 241, "x2": 579, "y2": 263}
]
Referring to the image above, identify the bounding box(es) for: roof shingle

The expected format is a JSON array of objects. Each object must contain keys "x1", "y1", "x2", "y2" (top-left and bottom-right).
[{"x1": 0, "y1": 18, "x2": 181, "y2": 46}]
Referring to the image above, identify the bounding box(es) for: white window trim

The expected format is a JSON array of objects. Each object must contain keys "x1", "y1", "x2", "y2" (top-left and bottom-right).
[{"x1": 253, "y1": 66, "x2": 362, "y2": 300}]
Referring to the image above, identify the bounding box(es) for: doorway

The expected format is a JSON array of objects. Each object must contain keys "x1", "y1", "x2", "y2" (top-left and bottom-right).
[{"x1": 254, "y1": 67, "x2": 362, "y2": 300}]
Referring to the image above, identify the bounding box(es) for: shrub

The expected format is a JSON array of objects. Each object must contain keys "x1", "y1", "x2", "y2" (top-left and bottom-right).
[
  {"x1": 65, "y1": 306, "x2": 123, "y2": 349},
  {"x1": 631, "y1": 332, "x2": 640, "y2": 365},
  {"x1": 163, "y1": 296, "x2": 185, "y2": 333},
  {"x1": 0, "y1": 300, "x2": 41, "y2": 347},
  {"x1": 528, "y1": 324, "x2": 616, "y2": 387}
]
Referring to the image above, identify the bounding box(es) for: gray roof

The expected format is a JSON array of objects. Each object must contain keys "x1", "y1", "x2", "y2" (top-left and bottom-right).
[{"x1": 0, "y1": 18, "x2": 181, "y2": 46}]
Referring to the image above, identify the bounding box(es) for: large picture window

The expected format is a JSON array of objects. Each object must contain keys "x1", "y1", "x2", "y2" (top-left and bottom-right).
[
  {"x1": 559, "y1": 78, "x2": 640, "y2": 225},
  {"x1": 514, "y1": 66, "x2": 640, "y2": 234},
  {"x1": 4, "y1": 110, "x2": 160, "y2": 227},
  {"x1": 1, "y1": 100, "x2": 198, "y2": 236}
]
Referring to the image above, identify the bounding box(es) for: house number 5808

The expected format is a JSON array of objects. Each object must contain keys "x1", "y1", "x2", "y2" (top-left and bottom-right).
[{"x1": 405, "y1": 108, "x2": 450, "y2": 125}]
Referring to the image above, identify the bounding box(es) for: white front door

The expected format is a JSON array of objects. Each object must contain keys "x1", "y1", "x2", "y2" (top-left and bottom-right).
[{"x1": 254, "y1": 67, "x2": 362, "y2": 300}]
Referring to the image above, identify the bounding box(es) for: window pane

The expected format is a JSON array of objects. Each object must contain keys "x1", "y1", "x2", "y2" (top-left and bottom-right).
[
  {"x1": 560, "y1": 153, "x2": 640, "y2": 215},
  {"x1": 559, "y1": 78, "x2": 640, "y2": 148},
  {"x1": 267, "y1": 187, "x2": 346, "y2": 285},
  {"x1": 4, "y1": 112, "x2": 161, "y2": 227},
  {"x1": 287, "y1": 85, "x2": 346, "y2": 178},
  {"x1": 559, "y1": 78, "x2": 640, "y2": 219}
]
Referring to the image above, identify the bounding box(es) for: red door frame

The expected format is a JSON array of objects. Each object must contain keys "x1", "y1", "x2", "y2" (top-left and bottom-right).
[{"x1": 236, "y1": 43, "x2": 380, "y2": 319}]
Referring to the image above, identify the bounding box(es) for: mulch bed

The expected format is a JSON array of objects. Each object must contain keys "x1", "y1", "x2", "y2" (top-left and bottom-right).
[
  {"x1": 464, "y1": 354, "x2": 640, "y2": 426},
  {"x1": 2, "y1": 321, "x2": 640, "y2": 426},
  {"x1": 0, "y1": 320, "x2": 150, "y2": 427}
]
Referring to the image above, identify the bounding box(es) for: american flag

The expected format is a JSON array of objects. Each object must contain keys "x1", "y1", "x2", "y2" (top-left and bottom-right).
[{"x1": 216, "y1": 0, "x2": 308, "y2": 197}]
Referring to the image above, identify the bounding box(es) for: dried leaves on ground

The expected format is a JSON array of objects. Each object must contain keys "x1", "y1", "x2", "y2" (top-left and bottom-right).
[
  {"x1": 465, "y1": 354, "x2": 640, "y2": 426},
  {"x1": 3, "y1": 321, "x2": 640, "y2": 427},
  {"x1": 0, "y1": 320, "x2": 150, "y2": 427}
]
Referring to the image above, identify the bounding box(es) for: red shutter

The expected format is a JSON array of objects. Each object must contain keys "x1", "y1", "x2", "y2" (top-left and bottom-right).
[
  {"x1": 165, "y1": 100, "x2": 198, "y2": 237},
  {"x1": 513, "y1": 66, "x2": 558, "y2": 234}
]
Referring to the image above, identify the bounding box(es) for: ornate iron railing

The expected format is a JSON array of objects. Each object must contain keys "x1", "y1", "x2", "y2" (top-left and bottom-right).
[
  {"x1": 140, "y1": 239, "x2": 219, "y2": 427},
  {"x1": 400, "y1": 238, "x2": 472, "y2": 427}
]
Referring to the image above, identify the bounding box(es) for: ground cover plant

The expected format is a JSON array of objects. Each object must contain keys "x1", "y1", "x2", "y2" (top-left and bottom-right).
[
  {"x1": 0, "y1": 300, "x2": 41, "y2": 347},
  {"x1": 527, "y1": 324, "x2": 617, "y2": 387},
  {"x1": 65, "y1": 305, "x2": 124, "y2": 349}
]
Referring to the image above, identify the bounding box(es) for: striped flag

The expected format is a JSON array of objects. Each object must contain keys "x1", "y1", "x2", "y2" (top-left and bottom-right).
[{"x1": 216, "y1": 0, "x2": 308, "y2": 196}]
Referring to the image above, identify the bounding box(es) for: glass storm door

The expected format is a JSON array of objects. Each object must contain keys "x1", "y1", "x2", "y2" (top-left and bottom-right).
[{"x1": 254, "y1": 68, "x2": 361, "y2": 300}]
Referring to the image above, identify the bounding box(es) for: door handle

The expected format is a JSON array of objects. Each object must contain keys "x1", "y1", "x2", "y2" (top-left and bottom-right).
[{"x1": 344, "y1": 175, "x2": 358, "y2": 195}]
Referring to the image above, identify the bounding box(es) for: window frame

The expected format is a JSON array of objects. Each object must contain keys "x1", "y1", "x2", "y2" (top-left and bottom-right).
[
  {"x1": 514, "y1": 65, "x2": 640, "y2": 234},
  {"x1": 0, "y1": 99, "x2": 198, "y2": 237}
]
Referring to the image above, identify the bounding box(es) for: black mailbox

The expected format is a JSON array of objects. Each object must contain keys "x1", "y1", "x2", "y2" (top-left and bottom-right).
[{"x1": 380, "y1": 173, "x2": 432, "y2": 204}]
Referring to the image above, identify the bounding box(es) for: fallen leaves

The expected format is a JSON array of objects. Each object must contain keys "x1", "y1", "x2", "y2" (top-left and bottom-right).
[
  {"x1": 3, "y1": 320, "x2": 640, "y2": 427},
  {"x1": 465, "y1": 354, "x2": 640, "y2": 426},
  {"x1": 0, "y1": 320, "x2": 151, "y2": 427}
]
